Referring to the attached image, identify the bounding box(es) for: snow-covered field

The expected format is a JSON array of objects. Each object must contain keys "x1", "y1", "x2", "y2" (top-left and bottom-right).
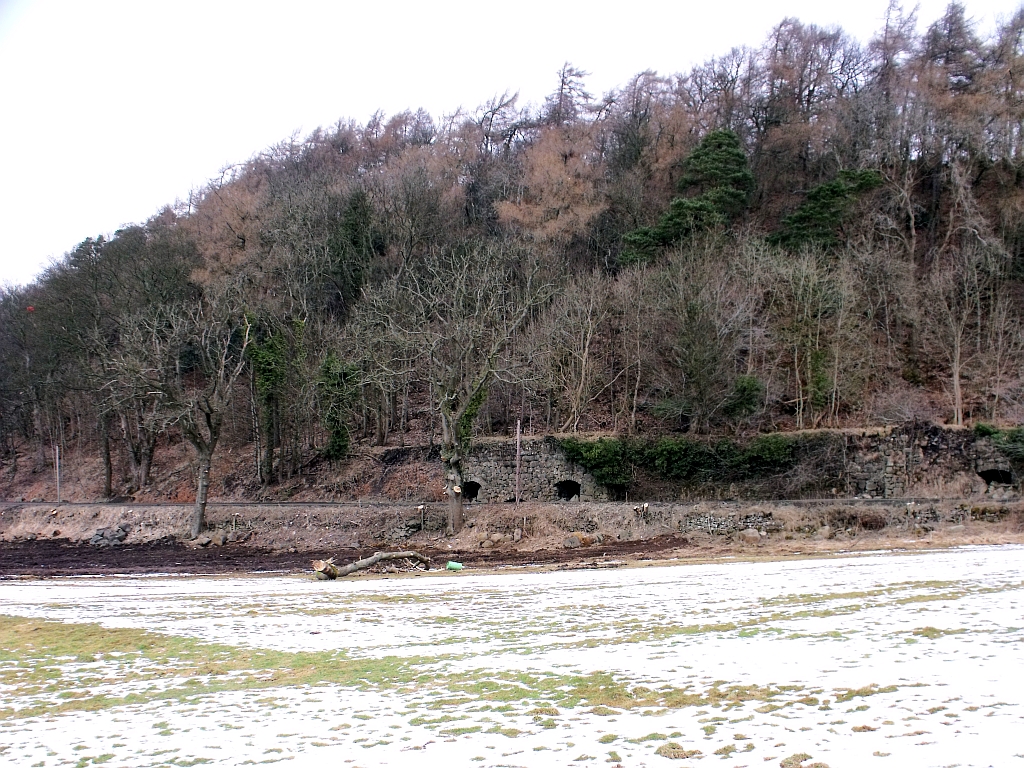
[{"x1": 1, "y1": 546, "x2": 1022, "y2": 767}]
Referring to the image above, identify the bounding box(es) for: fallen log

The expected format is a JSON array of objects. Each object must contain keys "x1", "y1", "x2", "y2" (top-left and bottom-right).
[
  {"x1": 312, "y1": 557, "x2": 340, "y2": 579},
  {"x1": 315, "y1": 550, "x2": 432, "y2": 579}
]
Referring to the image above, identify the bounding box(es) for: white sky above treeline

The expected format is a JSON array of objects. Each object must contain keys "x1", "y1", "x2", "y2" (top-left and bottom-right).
[{"x1": 0, "y1": 0, "x2": 1020, "y2": 287}]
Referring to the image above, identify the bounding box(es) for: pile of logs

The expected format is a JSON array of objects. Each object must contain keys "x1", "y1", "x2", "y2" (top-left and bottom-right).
[{"x1": 312, "y1": 550, "x2": 431, "y2": 579}]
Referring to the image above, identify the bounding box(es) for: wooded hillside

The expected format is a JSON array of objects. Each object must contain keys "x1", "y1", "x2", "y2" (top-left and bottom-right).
[{"x1": 3, "y1": 4, "x2": 1024, "y2": 522}]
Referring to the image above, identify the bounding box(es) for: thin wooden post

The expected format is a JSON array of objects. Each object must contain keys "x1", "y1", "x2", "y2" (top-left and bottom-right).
[
  {"x1": 54, "y1": 445, "x2": 61, "y2": 504},
  {"x1": 515, "y1": 418, "x2": 522, "y2": 511}
]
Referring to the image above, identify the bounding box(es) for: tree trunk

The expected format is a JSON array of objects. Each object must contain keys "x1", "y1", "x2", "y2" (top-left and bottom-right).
[
  {"x1": 445, "y1": 468, "x2": 464, "y2": 535},
  {"x1": 100, "y1": 415, "x2": 112, "y2": 499},
  {"x1": 793, "y1": 348, "x2": 804, "y2": 430},
  {"x1": 439, "y1": 406, "x2": 465, "y2": 535},
  {"x1": 32, "y1": 399, "x2": 46, "y2": 471},
  {"x1": 312, "y1": 558, "x2": 340, "y2": 579},
  {"x1": 261, "y1": 408, "x2": 273, "y2": 487},
  {"x1": 951, "y1": 337, "x2": 963, "y2": 426},
  {"x1": 123, "y1": 440, "x2": 155, "y2": 490},
  {"x1": 250, "y1": 370, "x2": 262, "y2": 483},
  {"x1": 264, "y1": 401, "x2": 277, "y2": 486},
  {"x1": 400, "y1": 377, "x2": 410, "y2": 444},
  {"x1": 191, "y1": 448, "x2": 212, "y2": 538},
  {"x1": 318, "y1": 550, "x2": 432, "y2": 578},
  {"x1": 119, "y1": 411, "x2": 157, "y2": 491},
  {"x1": 139, "y1": 442, "x2": 154, "y2": 488}
]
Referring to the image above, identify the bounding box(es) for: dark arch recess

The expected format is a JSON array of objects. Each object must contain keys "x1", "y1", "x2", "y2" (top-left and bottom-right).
[
  {"x1": 462, "y1": 481, "x2": 481, "y2": 502},
  {"x1": 979, "y1": 469, "x2": 1013, "y2": 485},
  {"x1": 555, "y1": 480, "x2": 581, "y2": 501}
]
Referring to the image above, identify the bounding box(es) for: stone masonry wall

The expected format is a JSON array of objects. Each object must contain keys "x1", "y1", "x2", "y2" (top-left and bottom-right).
[
  {"x1": 465, "y1": 425, "x2": 1019, "y2": 503},
  {"x1": 463, "y1": 437, "x2": 607, "y2": 503},
  {"x1": 846, "y1": 424, "x2": 1018, "y2": 500}
]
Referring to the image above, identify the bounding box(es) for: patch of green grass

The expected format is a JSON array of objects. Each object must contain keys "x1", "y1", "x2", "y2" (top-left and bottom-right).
[
  {"x1": 598, "y1": 734, "x2": 618, "y2": 744},
  {"x1": 912, "y1": 627, "x2": 968, "y2": 639},
  {"x1": 440, "y1": 725, "x2": 482, "y2": 736},
  {"x1": 629, "y1": 732, "x2": 667, "y2": 743},
  {"x1": 528, "y1": 708, "x2": 561, "y2": 720},
  {"x1": 835, "y1": 684, "x2": 898, "y2": 703},
  {"x1": 779, "y1": 753, "x2": 830, "y2": 768},
  {"x1": 0, "y1": 608, "x2": 929, "y2": 732},
  {"x1": 408, "y1": 714, "x2": 465, "y2": 726},
  {"x1": 0, "y1": 614, "x2": 434, "y2": 720},
  {"x1": 655, "y1": 743, "x2": 701, "y2": 759},
  {"x1": 485, "y1": 725, "x2": 523, "y2": 738}
]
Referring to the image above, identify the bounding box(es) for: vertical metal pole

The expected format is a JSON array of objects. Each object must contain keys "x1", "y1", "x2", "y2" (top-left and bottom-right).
[{"x1": 515, "y1": 418, "x2": 522, "y2": 512}]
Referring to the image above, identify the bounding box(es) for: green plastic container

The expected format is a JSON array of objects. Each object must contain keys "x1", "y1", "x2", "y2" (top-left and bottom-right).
[{"x1": 446, "y1": 561, "x2": 464, "y2": 571}]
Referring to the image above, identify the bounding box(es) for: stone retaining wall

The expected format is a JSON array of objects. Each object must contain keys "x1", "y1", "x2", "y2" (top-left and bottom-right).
[
  {"x1": 464, "y1": 425, "x2": 1020, "y2": 503},
  {"x1": 679, "y1": 512, "x2": 784, "y2": 534},
  {"x1": 463, "y1": 437, "x2": 606, "y2": 503},
  {"x1": 846, "y1": 425, "x2": 1017, "y2": 500}
]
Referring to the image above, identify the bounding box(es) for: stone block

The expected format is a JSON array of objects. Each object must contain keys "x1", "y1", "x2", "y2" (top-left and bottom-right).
[{"x1": 738, "y1": 528, "x2": 761, "y2": 544}]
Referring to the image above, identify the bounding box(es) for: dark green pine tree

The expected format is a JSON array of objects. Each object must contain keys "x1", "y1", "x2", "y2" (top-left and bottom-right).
[
  {"x1": 622, "y1": 130, "x2": 753, "y2": 263},
  {"x1": 769, "y1": 169, "x2": 883, "y2": 249}
]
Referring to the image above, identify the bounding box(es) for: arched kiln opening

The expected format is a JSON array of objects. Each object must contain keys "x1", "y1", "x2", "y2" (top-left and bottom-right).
[
  {"x1": 555, "y1": 480, "x2": 581, "y2": 501},
  {"x1": 462, "y1": 481, "x2": 481, "y2": 502}
]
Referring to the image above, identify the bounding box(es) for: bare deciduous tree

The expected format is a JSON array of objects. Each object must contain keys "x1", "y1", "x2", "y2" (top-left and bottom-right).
[
  {"x1": 922, "y1": 245, "x2": 990, "y2": 426},
  {"x1": 171, "y1": 292, "x2": 252, "y2": 537},
  {"x1": 355, "y1": 241, "x2": 553, "y2": 533},
  {"x1": 531, "y1": 272, "x2": 610, "y2": 433},
  {"x1": 111, "y1": 283, "x2": 252, "y2": 536},
  {"x1": 95, "y1": 327, "x2": 178, "y2": 491}
]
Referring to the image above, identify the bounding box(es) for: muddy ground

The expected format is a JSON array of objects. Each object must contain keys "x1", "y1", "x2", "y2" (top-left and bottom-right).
[
  {"x1": 1, "y1": 498, "x2": 1022, "y2": 577},
  {"x1": 0, "y1": 533, "x2": 689, "y2": 577}
]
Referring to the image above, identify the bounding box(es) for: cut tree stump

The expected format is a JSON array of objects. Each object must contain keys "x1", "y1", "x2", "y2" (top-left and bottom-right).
[
  {"x1": 313, "y1": 551, "x2": 431, "y2": 579},
  {"x1": 312, "y1": 558, "x2": 340, "y2": 579}
]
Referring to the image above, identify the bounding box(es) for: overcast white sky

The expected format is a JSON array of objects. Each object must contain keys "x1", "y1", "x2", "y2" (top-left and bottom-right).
[{"x1": 0, "y1": 0, "x2": 1021, "y2": 287}]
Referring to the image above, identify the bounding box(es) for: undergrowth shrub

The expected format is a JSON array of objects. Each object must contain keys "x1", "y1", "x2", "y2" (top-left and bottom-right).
[
  {"x1": 975, "y1": 424, "x2": 1024, "y2": 483},
  {"x1": 559, "y1": 432, "x2": 843, "y2": 499}
]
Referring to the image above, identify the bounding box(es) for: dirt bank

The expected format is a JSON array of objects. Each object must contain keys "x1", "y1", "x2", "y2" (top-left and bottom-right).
[{"x1": 1, "y1": 498, "x2": 1021, "y2": 577}]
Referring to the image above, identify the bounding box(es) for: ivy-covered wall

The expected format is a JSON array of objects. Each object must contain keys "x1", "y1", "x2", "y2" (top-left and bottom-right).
[{"x1": 463, "y1": 424, "x2": 1021, "y2": 503}]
